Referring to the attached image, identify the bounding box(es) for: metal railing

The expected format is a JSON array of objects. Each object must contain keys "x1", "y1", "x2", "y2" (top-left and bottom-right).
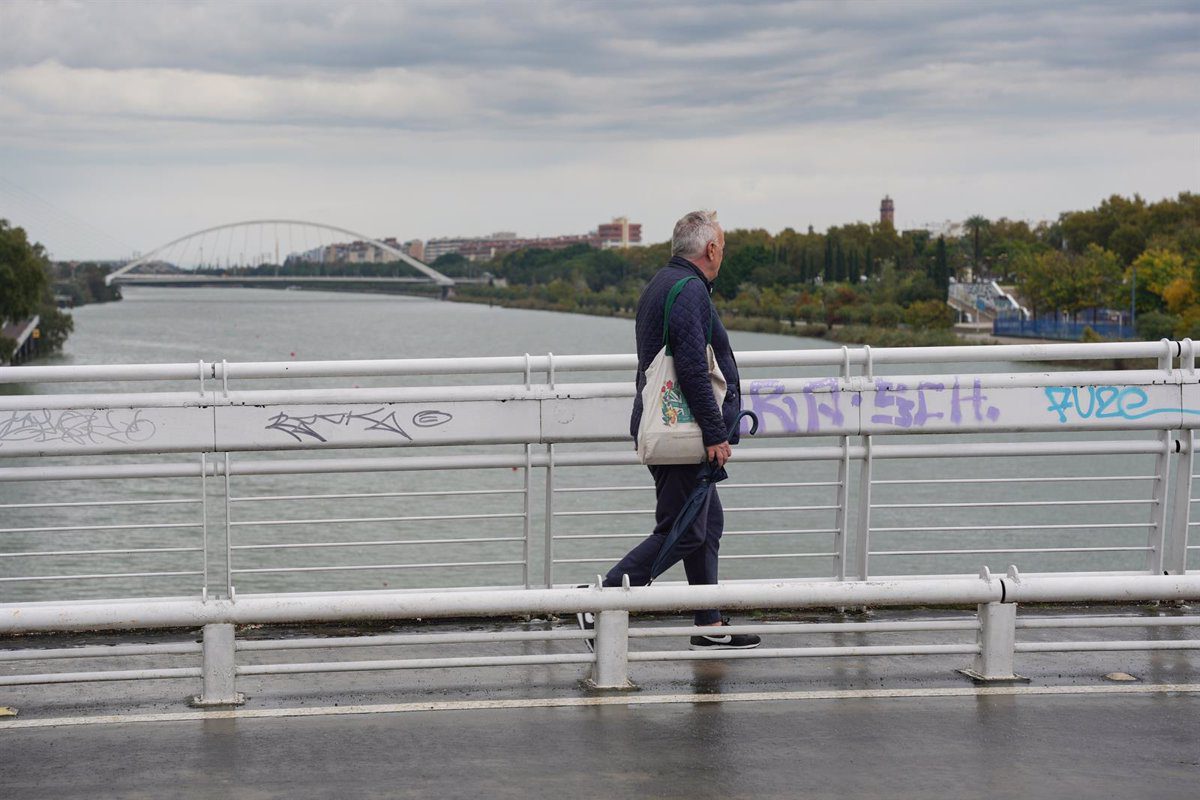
[
  {"x1": 1, "y1": 573, "x2": 1198, "y2": 700},
  {"x1": 2, "y1": 340, "x2": 1199, "y2": 703}
]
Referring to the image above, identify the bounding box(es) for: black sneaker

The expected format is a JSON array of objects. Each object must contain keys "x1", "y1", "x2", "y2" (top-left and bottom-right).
[
  {"x1": 689, "y1": 618, "x2": 761, "y2": 650},
  {"x1": 575, "y1": 585, "x2": 595, "y2": 652}
]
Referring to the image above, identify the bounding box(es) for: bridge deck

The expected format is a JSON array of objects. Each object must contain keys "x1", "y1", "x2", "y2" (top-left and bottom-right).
[{"x1": 2, "y1": 606, "x2": 1197, "y2": 798}]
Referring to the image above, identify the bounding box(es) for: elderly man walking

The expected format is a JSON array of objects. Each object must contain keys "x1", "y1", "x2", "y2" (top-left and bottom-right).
[{"x1": 580, "y1": 210, "x2": 761, "y2": 651}]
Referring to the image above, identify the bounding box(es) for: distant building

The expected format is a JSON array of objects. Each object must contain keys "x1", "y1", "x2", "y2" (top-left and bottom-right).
[
  {"x1": 596, "y1": 216, "x2": 642, "y2": 248},
  {"x1": 880, "y1": 196, "x2": 895, "y2": 225},
  {"x1": 423, "y1": 217, "x2": 643, "y2": 263}
]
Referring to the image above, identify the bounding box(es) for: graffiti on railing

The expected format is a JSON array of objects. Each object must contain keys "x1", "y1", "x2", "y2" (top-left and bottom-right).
[
  {"x1": 411, "y1": 410, "x2": 453, "y2": 428},
  {"x1": 265, "y1": 407, "x2": 454, "y2": 442},
  {"x1": 745, "y1": 378, "x2": 844, "y2": 434},
  {"x1": 1044, "y1": 385, "x2": 1200, "y2": 424},
  {"x1": 746, "y1": 377, "x2": 1002, "y2": 433},
  {"x1": 0, "y1": 408, "x2": 157, "y2": 447}
]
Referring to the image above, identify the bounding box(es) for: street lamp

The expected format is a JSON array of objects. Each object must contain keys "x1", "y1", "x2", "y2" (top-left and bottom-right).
[{"x1": 1130, "y1": 265, "x2": 1137, "y2": 338}]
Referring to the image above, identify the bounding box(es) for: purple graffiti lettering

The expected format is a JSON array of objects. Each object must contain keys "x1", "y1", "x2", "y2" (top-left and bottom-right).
[
  {"x1": 747, "y1": 380, "x2": 801, "y2": 433},
  {"x1": 914, "y1": 381, "x2": 947, "y2": 426},
  {"x1": 802, "y1": 378, "x2": 845, "y2": 434},
  {"x1": 871, "y1": 379, "x2": 916, "y2": 428},
  {"x1": 950, "y1": 378, "x2": 1000, "y2": 424}
]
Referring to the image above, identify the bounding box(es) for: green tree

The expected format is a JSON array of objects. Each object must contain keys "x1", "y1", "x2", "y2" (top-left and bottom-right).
[
  {"x1": 0, "y1": 220, "x2": 49, "y2": 321},
  {"x1": 904, "y1": 299, "x2": 955, "y2": 329},
  {"x1": 963, "y1": 215, "x2": 991, "y2": 274}
]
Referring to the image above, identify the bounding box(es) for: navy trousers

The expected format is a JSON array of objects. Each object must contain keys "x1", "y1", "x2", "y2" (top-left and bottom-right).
[{"x1": 602, "y1": 462, "x2": 723, "y2": 626}]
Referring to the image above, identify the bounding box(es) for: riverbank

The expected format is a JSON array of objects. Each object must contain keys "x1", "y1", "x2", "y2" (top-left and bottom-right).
[{"x1": 449, "y1": 289, "x2": 962, "y2": 349}]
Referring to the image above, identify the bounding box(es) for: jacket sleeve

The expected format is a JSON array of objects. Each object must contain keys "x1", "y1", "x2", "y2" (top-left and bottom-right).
[{"x1": 667, "y1": 281, "x2": 727, "y2": 446}]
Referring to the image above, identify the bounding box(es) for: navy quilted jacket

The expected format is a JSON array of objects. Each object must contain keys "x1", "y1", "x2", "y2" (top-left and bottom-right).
[{"x1": 630, "y1": 256, "x2": 742, "y2": 447}]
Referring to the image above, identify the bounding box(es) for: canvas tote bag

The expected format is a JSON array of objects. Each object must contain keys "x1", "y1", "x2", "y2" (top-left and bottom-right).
[{"x1": 636, "y1": 277, "x2": 727, "y2": 465}]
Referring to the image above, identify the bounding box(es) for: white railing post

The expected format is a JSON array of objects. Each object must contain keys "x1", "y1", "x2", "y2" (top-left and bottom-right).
[
  {"x1": 222, "y1": 452, "x2": 235, "y2": 598},
  {"x1": 543, "y1": 443, "x2": 555, "y2": 588},
  {"x1": 1146, "y1": 342, "x2": 1177, "y2": 573},
  {"x1": 588, "y1": 609, "x2": 633, "y2": 689},
  {"x1": 961, "y1": 601, "x2": 1025, "y2": 683},
  {"x1": 1165, "y1": 430, "x2": 1194, "y2": 575},
  {"x1": 190, "y1": 623, "x2": 244, "y2": 707},
  {"x1": 834, "y1": 435, "x2": 853, "y2": 579},
  {"x1": 1165, "y1": 340, "x2": 1195, "y2": 575},
  {"x1": 199, "y1": 453, "x2": 209, "y2": 600},
  {"x1": 852, "y1": 436, "x2": 873, "y2": 581},
  {"x1": 523, "y1": 443, "x2": 533, "y2": 589},
  {"x1": 1148, "y1": 430, "x2": 1172, "y2": 574}
]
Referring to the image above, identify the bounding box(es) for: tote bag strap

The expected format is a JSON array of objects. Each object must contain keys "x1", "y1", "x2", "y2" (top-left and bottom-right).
[{"x1": 662, "y1": 276, "x2": 714, "y2": 356}]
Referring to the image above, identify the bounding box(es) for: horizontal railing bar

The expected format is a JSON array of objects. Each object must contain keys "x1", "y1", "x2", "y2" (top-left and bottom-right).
[
  {"x1": 721, "y1": 552, "x2": 836, "y2": 560},
  {"x1": 230, "y1": 488, "x2": 524, "y2": 503},
  {"x1": 237, "y1": 629, "x2": 592, "y2": 650},
  {"x1": 0, "y1": 570, "x2": 203, "y2": 583},
  {"x1": 232, "y1": 537, "x2": 524, "y2": 551},
  {"x1": 555, "y1": 481, "x2": 838, "y2": 494},
  {"x1": 721, "y1": 482, "x2": 841, "y2": 490},
  {"x1": 1017, "y1": 616, "x2": 1200, "y2": 629},
  {"x1": 872, "y1": 546, "x2": 1151, "y2": 556},
  {"x1": 725, "y1": 529, "x2": 840, "y2": 537},
  {"x1": 0, "y1": 522, "x2": 202, "y2": 535},
  {"x1": 628, "y1": 643, "x2": 981, "y2": 661},
  {"x1": 5, "y1": 574, "x2": 1200, "y2": 632},
  {"x1": 0, "y1": 440, "x2": 1167, "y2": 483},
  {"x1": 236, "y1": 653, "x2": 594, "y2": 675},
  {"x1": 870, "y1": 441, "x2": 1165, "y2": 460},
  {"x1": 0, "y1": 498, "x2": 200, "y2": 510},
  {"x1": 0, "y1": 362, "x2": 211, "y2": 384},
  {"x1": 553, "y1": 505, "x2": 839, "y2": 518},
  {"x1": 231, "y1": 560, "x2": 523, "y2": 575},
  {"x1": 553, "y1": 552, "x2": 834, "y2": 564},
  {"x1": 554, "y1": 528, "x2": 838, "y2": 541},
  {"x1": 0, "y1": 546, "x2": 203, "y2": 559},
  {"x1": 555, "y1": 486, "x2": 651, "y2": 494},
  {"x1": 0, "y1": 667, "x2": 201, "y2": 686},
  {"x1": 1, "y1": 342, "x2": 1170, "y2": 387},
  {"x1": 1015, "y1": 641, "x2": 1200, "y2": 653},
  {"x1": 871, "y1": 523, "x2": 1152, "y2": 534},
  {"x1": 230, "y1": 512, "x2": 525, "y2": 527},
  {"x1": 628, "y1": 620, "x2": 980, "y2": 637},
  {"x1": 873, "y1": 499, "x2": 1152, "y2": 510},
  {"x1": 0, "y1": 642, "x2": 201, "y2": 661},
  {"x1": 872, "y1": 476, "x2": 1157, "y2": 487}
]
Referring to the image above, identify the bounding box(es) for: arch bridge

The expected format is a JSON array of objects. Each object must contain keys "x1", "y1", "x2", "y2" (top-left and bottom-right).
[{"x1": 106, "y1": 220, "x2": 464, "y2": 296}]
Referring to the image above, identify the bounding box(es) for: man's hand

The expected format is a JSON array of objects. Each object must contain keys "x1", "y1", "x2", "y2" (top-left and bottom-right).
[{"x1": 706, "y1": 440, "x2": 732, "y2": 467}]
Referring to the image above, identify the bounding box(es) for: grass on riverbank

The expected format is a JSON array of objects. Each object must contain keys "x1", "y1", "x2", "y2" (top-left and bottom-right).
[{"x1": 450, "y1": 290, "x2": 962, "y2": 348}]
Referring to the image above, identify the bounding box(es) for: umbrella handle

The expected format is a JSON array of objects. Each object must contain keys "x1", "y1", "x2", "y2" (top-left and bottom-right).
[{"x1": 731, "y1": 410, "x2": 759, "y2": 438}]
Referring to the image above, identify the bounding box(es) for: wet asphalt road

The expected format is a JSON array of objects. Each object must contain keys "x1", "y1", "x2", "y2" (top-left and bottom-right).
[
  {"x1": 3, "y1": 606, "x2": 1199, "y2": 798},
  {"x1": 3, "y1": 692, "x2": 1199, "y2": 800}
]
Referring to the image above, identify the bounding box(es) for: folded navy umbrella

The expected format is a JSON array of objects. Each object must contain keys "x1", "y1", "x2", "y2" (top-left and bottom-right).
[{"x1": 648, "y1": 410, "x2": 759, "y2": 581}]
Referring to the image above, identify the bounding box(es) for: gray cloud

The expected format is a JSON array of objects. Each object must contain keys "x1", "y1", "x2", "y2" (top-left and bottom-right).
[
  {"x1": 0, "y1": 0, "x2": 1195, "y2": 258},
  {"x1": 0, "y1": 0, "x2": 1195, "y2": 137}
]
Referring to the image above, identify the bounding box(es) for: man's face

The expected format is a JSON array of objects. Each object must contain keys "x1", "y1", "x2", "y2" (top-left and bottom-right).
[{"x1": 708, "y1": 227, "x2": 725, "y2": 274}]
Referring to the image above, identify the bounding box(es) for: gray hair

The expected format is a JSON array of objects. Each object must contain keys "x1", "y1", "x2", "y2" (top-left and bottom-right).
[{"x1": 671, "y1": 210, "x2": 720, "y2": 259}]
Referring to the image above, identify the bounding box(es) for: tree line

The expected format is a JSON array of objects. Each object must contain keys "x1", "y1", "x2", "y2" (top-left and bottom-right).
[
  {"x1": 443, "y1": 192, "x2": 1198, "y2": 344},
  {"x1": 0, "y1": 219, "x2": 122, "y2": 362}
]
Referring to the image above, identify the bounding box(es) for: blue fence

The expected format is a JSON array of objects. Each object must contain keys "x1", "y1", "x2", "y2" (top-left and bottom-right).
[{"x1": 993, "y1": 313, "x2": 1133, "y2": 341}]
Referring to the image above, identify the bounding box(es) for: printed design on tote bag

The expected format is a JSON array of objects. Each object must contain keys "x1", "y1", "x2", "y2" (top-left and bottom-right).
[{"x1": 659, "y1": 380, "x2": 694, "y2": 426}]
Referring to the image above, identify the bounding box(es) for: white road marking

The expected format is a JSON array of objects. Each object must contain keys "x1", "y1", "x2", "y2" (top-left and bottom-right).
[{"x1": 3, "y1": 682, "x2": 1199, "y2": 730}]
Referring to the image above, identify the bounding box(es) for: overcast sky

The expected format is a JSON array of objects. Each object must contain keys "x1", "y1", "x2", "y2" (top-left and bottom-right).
[{"x1": 0, "y1": 0, "x2": 1196, "y2": 260}]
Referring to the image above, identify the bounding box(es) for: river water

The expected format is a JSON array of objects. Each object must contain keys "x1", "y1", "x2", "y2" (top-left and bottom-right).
[{"x1": 0, "y1": 287, "x2": 1160, "y2": 601}]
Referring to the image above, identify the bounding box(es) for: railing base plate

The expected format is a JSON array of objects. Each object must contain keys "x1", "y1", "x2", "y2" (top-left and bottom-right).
[
  {"x1": 956, "y1": 668, "x2": 1030, "y2": 684},
  {"x1": 582, "y1": 679, "x2": 639, "y2": 692},
  {"x1": 188, "y1": 693, "x2": 246, "y2": 708}
]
